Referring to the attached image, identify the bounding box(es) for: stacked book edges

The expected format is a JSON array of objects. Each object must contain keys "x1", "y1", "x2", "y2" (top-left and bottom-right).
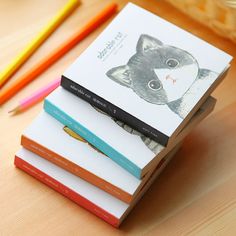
[
  {"x1": 44, "y1": 88, "x2": 216, "y2": 179},
  {"x1": 15, "y1": 145, "x2": 180, "y2": 228},
  {"x1": 22, "y1": 95, "x2": 215, "y2": 203},
  {"x1": 15, "y1": 2, "x2": 233, "y2": 228}
]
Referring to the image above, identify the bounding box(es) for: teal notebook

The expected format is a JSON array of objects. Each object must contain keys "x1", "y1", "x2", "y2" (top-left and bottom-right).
[{"x1": 44, "y1": 87, "x2": 215, "y2": 178}]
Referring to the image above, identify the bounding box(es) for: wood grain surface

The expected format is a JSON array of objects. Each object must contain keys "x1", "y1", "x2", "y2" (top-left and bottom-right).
[{"x1": 1, "y1": 0, "x2": 236, "y2": 235}]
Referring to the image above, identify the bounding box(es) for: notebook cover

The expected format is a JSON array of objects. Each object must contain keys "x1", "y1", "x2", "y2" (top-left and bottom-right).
[{"x1": 61, "y1": 2, "x2": 232, "y2": 146}]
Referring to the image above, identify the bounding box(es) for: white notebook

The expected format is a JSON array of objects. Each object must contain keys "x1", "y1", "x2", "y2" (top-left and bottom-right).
[
  {"x1": 21, "y1": 111, "x2": 154, "y2": 203},
  {"x1": 61, "y1": 2, "x2": 232, "y2": 146}
]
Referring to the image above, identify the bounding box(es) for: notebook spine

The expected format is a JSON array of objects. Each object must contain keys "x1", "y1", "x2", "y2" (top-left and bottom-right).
[
  {"x1": 14, "y1": 156, "x2": 120, "y2": 227},
  {"x1": 61, "y1": 76, "x2": 169, "y2": 147},
  {"x1": 21, "y1": 135, "x2": 133, "y2": 203},
  {"x1": 43, "y1": 99, "x2": 142, "y2": 178}
]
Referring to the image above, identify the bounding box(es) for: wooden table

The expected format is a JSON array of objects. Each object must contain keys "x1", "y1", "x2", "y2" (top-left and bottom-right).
[{"x1": 1, "y1": 0, "x2": 236, "y2": 235}]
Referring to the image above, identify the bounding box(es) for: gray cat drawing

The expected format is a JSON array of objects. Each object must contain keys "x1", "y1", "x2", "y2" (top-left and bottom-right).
[
  {"x1": 106, "y1": 34, "x2": 219, "y2": 118},
  {"x1": 104, "y1": 34, "x2": 219, "y2": 154},
  {"x1": 93, "y1": 106, "x2": 165, "y2": 154}
]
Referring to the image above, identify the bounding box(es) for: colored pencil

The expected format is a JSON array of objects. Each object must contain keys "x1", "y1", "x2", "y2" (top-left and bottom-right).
[
  {"x1": 0, "y1": 0, "x2": 80, "y2": 88},
  {"x1": 8, "y1": 78, "x2": 60, "y2": 114},
  {"x1": 0, "y1": 3, "x2": 117, "y2": 105}
]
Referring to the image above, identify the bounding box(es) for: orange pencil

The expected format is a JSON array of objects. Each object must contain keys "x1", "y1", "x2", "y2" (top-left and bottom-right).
[{"x1": 0, "y1": 3, "x2": 117, "y2": 105}]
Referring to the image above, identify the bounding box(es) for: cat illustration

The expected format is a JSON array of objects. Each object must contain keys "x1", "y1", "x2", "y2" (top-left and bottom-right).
[
  {"x1": 92, "y1": 106, "x2": 163, "y2": 154},
  {"x1": 113, "y1": 119, "x2": 164, "y2": 154},
  {"x1": 104, "y1": 34, "x2": 220, "y2": 154},
  {"x1": 63, "y1": 126, "x2": 107, "y2": 156},
  {"x1": 106, "y1": 34, "x2": 219, "y2": 118}
]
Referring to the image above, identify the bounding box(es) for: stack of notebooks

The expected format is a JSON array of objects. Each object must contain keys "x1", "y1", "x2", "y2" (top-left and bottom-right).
[{"x1": 15, "y1": 3, "x2": 232, "y2": 227}]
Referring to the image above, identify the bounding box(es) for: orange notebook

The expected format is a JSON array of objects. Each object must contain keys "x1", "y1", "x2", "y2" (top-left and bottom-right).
[{"x1": 21, "y1": 112, "x2": 152, "y2": 203}]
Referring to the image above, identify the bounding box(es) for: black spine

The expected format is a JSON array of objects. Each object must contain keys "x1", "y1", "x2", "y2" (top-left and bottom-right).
[{"x1": 61, "y1": 76, "x2": 169, "y2": 146}]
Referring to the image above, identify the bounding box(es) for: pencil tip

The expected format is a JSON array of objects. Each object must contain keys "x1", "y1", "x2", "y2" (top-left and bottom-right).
[{"x1": 8, "y1": 107, "x2": 19, "y2": 114}]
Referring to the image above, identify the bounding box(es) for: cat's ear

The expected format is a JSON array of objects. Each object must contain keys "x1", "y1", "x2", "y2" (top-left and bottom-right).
[
  {"x1": 106, "y1": 65, "x2": 132, "y2": 88},
  {"x1": 136, "y1": 34, "x2": 163, "y2": 53}
]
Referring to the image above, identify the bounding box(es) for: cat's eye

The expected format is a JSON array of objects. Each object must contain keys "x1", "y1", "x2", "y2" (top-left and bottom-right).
[
  {"x1": 123, "y1": 70, "x2": 130, "y2": 76},
  {"x1": 166, "y1": 58, "x2": 179, "y2": 68},
  {"x1": 148, "y1": 80, "x2": 162, "y2": 91},
  {"x1": 144, "y1": 45, "x2": 150, "y2": 51}
]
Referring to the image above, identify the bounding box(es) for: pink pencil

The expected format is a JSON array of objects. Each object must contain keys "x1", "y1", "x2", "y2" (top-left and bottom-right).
[{"x1": 9, "y1": 78, "x2": 60, "y2": 114}]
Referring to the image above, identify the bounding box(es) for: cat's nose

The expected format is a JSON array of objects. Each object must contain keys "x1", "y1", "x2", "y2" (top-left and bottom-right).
[
  {"x1": 166, "y1": 75, "x2": 177, "y2": 84},
  {"x1": 154, "y1": 68, "x2": 171, "y2": 81}
]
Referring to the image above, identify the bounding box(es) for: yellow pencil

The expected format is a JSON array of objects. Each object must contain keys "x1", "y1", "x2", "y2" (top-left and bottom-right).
[{"x1": 0, "y1": 0, "x2": 80, "y2": 88}]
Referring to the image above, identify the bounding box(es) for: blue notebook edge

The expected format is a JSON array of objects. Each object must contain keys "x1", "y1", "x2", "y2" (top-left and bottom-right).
[{"x1": 43, "y1": 99, "x2": 142, "y2": 179}]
